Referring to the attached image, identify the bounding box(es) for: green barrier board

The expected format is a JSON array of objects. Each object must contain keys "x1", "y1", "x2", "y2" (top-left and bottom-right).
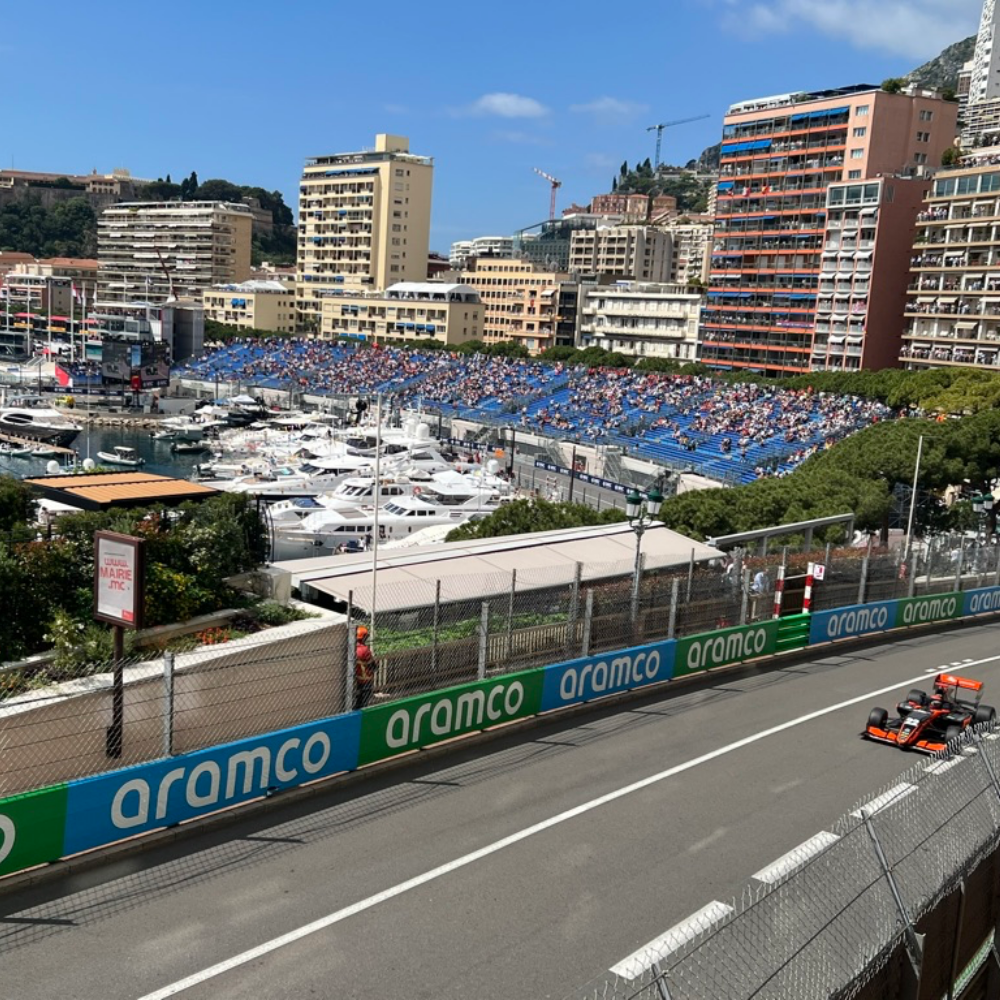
[
  {"x1": 0, "y1": 784, "x2": 68, "y2": 878},
  {"x1": 358, "y1": 669, "x2": 545, "y2": 766},
  {"x1": 674, "y1": 619, "x2": 780, "y2": 678}
]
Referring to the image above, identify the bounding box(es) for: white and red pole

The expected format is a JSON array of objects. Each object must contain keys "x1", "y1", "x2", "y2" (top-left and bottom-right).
[
  {"x1": 772, "y1": 564, "x2": 786, "y2": 619},
  {"x1": 803, "y1": 562, "x2": 816, "y2": 613}
]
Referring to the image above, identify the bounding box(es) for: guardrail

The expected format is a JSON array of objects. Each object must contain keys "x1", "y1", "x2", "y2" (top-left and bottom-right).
[{"x1": 5, "y1": 548, "x2": 1000, "y2": 885}]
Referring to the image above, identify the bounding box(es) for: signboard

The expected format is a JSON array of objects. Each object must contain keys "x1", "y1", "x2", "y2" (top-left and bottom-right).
[
  {"x1": 100, "y1": 340, "x2": 171, "y2": 388},
  {"x1": 93, "y1": 531, "x2": 145, "y2": 629},
  {"x1": 812, "y1": 563, "x2": 826, "y2": 581}
]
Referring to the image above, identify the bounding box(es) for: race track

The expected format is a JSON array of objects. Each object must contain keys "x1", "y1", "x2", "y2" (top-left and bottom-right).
[{"x1": 4, "y1": 620, "x2": 1000, "y2": 1000}]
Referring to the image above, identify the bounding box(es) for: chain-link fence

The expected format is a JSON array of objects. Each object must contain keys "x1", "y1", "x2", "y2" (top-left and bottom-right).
[
  {"x1": 566, "y1": 723, "x2": 1000, "y2": 1000},
  {"x1": 1, "y1": 537, "x2": 997, "y2": 802}
]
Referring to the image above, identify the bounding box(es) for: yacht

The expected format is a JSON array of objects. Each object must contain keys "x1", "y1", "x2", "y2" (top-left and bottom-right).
[
  {"x1": 96, "y1": 445, "x2": 145, "y2": 467},
  {"x1": 271, "y1": 480, "x2": 511, "y2": 561},
  {"x1": 0, "y1": 396, "x2": 82, "y2": 447},
  {"x1": 266, "y1": 475, "x2": 428, "y2": 527}
]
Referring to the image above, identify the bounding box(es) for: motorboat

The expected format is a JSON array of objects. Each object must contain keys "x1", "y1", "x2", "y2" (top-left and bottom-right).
[
  {"x1": 96, "y1": 445, "x2": 145, "y2": 467},
  {"x1": 266, "y1": 475, "x2": 427, "y2": 527},
  {"x1": 271, "y1": 481, "x2": 512, "y2": 561},
  {"x1": 0, "y1": 395, "x2": 82, "y2": 447},
  {"x1": 171, "y1": 439, "x2": 210, "y2": 454}
]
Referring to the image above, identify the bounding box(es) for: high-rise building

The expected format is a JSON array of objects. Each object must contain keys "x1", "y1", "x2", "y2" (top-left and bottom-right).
[
  {"x1": 449, "y1": 236, "x2": 513, "y2": 270},
  {"x1": 812, "y1": 176, "x2": 929, "y2": 371},
  {"x1": 568, "y1": 225, "x2": 673, "y2": 282},
  {"x1": 664, "y1": 221, "x2": 713, "y2": 285},
  {"x1": 296, "y1": 134, "x2": 433, "y2": 330},
  {"x1": 97, "y1": 201, "x2": 253, "y2": 305},
  {"x1": 701, "y1": 84, "x2": 957, "y2": 375},
  {"x1": 970, "y1": 0, "x2": 1000, "y2": 105},
  {"x1": 901, "y1": 164, "x2": 1000, "y2": 371}
]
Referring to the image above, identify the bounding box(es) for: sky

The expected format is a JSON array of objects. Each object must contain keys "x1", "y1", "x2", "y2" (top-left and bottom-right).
[{"x1": 0, "y1": 0, "x2": 986, "y2": 252}]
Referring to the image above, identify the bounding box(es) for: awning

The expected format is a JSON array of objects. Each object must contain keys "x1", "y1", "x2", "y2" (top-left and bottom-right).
[
  {"x1": 829, "y1": 335, "x2": 846, "y2": 344},
  {"x1": 957, "y1": 321, "x2": 978, "y2": 329},
  {"x1": 856, "y1": 250, "x2": 873, "y2": 259}
]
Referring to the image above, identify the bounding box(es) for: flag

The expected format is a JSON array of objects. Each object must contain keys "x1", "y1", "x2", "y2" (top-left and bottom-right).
[{"x1": 71, "y1": 282, "x2": 81, "y2": 302}]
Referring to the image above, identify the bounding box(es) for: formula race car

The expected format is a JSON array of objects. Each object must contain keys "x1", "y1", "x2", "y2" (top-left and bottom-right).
[{"x1": 863, "y1": 673, "x2": 996, "y2": 754}]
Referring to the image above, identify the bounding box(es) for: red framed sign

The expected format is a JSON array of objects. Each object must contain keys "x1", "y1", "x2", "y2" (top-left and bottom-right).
[{"x1": 93, "y1": 531, "x2": 145, "y2": 629}]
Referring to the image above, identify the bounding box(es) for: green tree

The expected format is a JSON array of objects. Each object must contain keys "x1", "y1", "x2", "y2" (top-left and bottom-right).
[
  {"x1": 881, "y1": 78, "x2": 905, "y2": 93},
  {"x1": 446, "y1": 498, "x2": 625, "y2": 542},
  {"x1": 0, "y1": 476, "x2": 36, "y2": 533}
]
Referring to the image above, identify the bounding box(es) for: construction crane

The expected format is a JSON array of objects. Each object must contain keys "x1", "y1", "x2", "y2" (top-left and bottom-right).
[
  {"x1": 646, "y1": 114, "x2": 710, "y2": 171},
  {"x1": 533, "y1": 167, "x2": 562, "y2": 220}
]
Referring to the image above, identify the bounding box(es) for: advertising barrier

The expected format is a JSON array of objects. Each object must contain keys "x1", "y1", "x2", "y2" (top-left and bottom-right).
[
  {"x1": 358, "y1": 670, "x2": 545, "y2": 766},
  {"x1": 809, "y1": 601, "x2": 898, "y2": 645},
  {"x1": 540, "y1": 640, "x2": 677, "y2": 712},
  {"x1": 674, "y1": 620, "x2": 780, "y2": 678},
  {"x1": 10, "y1": 580, "x2": 1000, "y2": 883},
  {"x1": 0, "y1": 785, "x2": 68, "y2": 878},
  {"x1": 63, "y1": 714, "x2": 361, "y2": 856}
]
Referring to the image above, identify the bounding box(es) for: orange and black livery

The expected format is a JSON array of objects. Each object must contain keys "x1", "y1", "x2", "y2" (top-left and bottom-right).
[{"x1": 863, "y1": 673, "x2": 996, "y2": 754}]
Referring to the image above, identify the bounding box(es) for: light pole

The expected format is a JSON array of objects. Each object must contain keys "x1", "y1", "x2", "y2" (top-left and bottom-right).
[
  {"x1": 973, "y1": 492, "x2": 994, "y2": 544},
  {"x1": 626, "y1": 485, "x2": 664, "y2": 622}
]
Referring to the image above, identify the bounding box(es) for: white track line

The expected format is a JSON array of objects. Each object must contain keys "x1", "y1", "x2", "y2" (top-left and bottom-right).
[
  {"x1": 135, "y1": 650, "x2": 1000, "y2": 1000},
  {"x1": 850, "y1": 782, "x2": 916, "y2": 818},
  {"x1": 752, "y1": 830, "x2": 841, "y2": 885},
  {"x1": 610, "y1": 901, "x2": 735, "y2": 980}
]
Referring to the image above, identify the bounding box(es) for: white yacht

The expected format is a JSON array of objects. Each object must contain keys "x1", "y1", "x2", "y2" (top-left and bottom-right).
[
  {"x1": 0, "y1": 395, "x2": 82, "y2": 447},
  {"x1": 270, "y1": 480, "x2": 511, "y2": 561}
]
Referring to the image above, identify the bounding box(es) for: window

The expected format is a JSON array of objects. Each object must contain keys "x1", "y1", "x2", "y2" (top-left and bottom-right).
[
  {"x1": 917, "y1": 131, "x2": 930, "y2": 143},
  {"x1": 856, "y1": 105, "x2": 870, "y2": 117},
  {"x1": 850, "y1": 149, "x2": 864, "y2": 160},
  {"x1": 920, "y1": 109, "x2": 934, "y2": 122},
  {"x1": 848, "y1": 170, "x2": 862, "y2": 179},
  {"x1": 853, "y1": 127, "x2": 867, "y2": 138},
  {"x1": 915, "y1": 152, "x2": 928, "y2": 165}
]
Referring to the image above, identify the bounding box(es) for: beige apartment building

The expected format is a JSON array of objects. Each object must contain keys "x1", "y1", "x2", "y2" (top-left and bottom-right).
[
  {"x1": 320, "y1": 282, "x2": 481, "y2": 346},
  {"x1": 579, "y1": 282, "x2": 702, "y2": 360},
  {"x1": 297, "y1": 134, "x2": 433, "y2": 330},
  {"x1": 568, "y1": 225, "x2": 673, "y2": 282},
  {"x1": 457, "y1": 257, "x2": 578, "y2": 355},
  {"x1": 665, "y1": 222, "x2": 713, "y2": 285},
  {"x1": 203, "y1": 280, "x2": 296, "y2": 333},
  {"x1": 97, "y1": 201, "x2": 253, "y2": 305},
  {"x1": 901, "y1": 164, "x2": 1000, "y2": 371}
]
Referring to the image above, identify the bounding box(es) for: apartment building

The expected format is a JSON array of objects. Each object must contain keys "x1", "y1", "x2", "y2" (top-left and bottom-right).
[
  {"x1": 449, "y1": 236, "x2": 513, "y2": 270},
  {"x1": 0, "y1": 273, "x2": 72, "y2": 315},
  {"x1": 701, "y1": 84, "x2": 957, "y2": 375},
  {"x1": 320, "y1": 281, "x2": 481, "y2": 346},
  {"x1": 203, "y1": 280, "x2": 296, "y2": 334},
  {"x1": 568, "y1": 225, "x2": 673, "y2": 282},
  {"x1": 97, "y1": 201, "x2": 253, "y2": 305},
  {"x1": 812, "y1": 177, "x2": 929, "y2": 371},
  {"x1": 296, "y1": 134, "x2": 433, "y2": 329},
  {"x1": 458, "y1": 257, "x2": 577, "y2": 354},
  {"x1": 579, "y1": 282, "x2": 701, "y2": 360},
  {"x1": 664, "y1": 222, "x2": 713, "y2": 285},
  {"x1": 901, "y1": 164, "x2": 1000, "y2": 371}
]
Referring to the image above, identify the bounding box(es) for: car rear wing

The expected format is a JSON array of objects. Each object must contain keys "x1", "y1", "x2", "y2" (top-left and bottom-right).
[{"x1": 936, "y1": 673, "x2": 984, "y2": 692}]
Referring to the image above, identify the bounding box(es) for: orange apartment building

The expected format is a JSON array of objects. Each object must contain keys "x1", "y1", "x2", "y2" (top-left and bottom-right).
[{"x1": 701, "y1": 84, "x2": 958, "y2": 375}]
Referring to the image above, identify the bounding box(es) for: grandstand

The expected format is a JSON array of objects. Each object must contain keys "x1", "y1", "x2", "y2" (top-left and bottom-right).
[{"x1": 173, "y1": 342, "x2": 892, "y2": 485}]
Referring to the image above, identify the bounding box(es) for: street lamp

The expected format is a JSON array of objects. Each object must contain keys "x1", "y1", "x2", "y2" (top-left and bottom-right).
[{"x1": 626, "y1": 485, "x2": 664, "y2": 622}]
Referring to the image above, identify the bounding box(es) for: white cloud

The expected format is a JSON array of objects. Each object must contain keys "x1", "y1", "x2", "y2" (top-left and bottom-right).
[
  {"x1": 721, "y1": 0, "x2": 981, "y2": 59},
  {"x1": 584, "y1": 152, "x2": 620, "y2": 172},
  {"x1": 570, "y1": 96, "x2": 649, "y2": 118},
  {"x1": 462, "y1": 92, "x2": 550, "y2": 119}
]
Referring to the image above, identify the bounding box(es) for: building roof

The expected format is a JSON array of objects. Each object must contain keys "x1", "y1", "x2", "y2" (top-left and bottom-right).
[
  {"x1": 0, "y1": 252, "x2": 36, "y2": 263},
  {"x1": 277, "y1": 521, "x2": 722, "y2": 614},
  {"x1": 212, "y1": 280, "x2": 290, "y2": 293},
  {"x1": 23, "y1": 472, "x2": 219, "y2": 511},
  {"x1": 385, "y1": 281, "x2": 478, "y2": 297},
  {"x1": 38, "y1": 257, "x2": 100, "y2": 268}
]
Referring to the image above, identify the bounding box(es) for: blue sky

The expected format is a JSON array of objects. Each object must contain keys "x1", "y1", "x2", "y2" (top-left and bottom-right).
[{"x1": 0, "y1": 0, "x2": 985, "y2": 251}]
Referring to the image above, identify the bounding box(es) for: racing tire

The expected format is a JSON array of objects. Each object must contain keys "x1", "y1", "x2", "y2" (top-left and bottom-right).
[
  {"x1": 945, "y1": 725, "x2": 963, "y2": 745},
  {"x1": 906, "y1": 688, "x2": 928, "y2": 706},
  {"x1": 867, "y1": 707, "x2": 888, "y2": 732},
  {"x1": 974, "y1": 704, "x2": 996, "y2": 727}
]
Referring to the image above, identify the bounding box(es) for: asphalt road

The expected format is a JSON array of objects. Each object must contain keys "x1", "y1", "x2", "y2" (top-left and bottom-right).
[{"x1": 4, "y1": 621, "x2": 1000, "y2": 1000}]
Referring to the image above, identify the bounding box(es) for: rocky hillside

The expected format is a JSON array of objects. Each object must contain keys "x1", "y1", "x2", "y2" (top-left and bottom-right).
[{"x1": 909, "y1": 35, "x2": 976, "y2": 92}]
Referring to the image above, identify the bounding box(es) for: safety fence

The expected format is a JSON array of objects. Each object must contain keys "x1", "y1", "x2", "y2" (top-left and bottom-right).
[
  {"x1": 3, "y1": 537, "x2": 1000, "y2": 884},
  {"x1": 566, "y1": 722, "x2": 1000, "y2": 1000}
]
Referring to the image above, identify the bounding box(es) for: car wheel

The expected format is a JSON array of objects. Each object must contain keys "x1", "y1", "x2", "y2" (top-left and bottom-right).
[
  {"x1": 906, "y1": 688, "x2": 928, "y2": 706},
  {"x1": 945, "y1": 725, "x2": 962, "y2": 745},
  {"x1": 974, "y1": 704, "x2": 996, "y2": 727},
  {"x1": 867, "y1": 707, "x2": 888, "y2": 731}
]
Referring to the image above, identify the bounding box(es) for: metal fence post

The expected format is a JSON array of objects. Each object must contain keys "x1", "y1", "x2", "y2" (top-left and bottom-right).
[
  {"x1": 506, "y1": 569, "x2": 517, "y2": 660},
  {"x1": 431, "y1": 579, "x2": 441, "y2": 679},
  {"x1": 566, "y1": 562, "x2": 581, "y2": 655},
  {"x1": 346, "y1": 622, "x2": 356, "y2": 713},
  {"x1": 740, "y1": 568, "x2": 750, "y2": 625},
  {"x1": 162, "y1": 651, "x2": 175, "y2": 758},
  {"x1": 824, "y1": 541, "x2": 832, "y2": 573},
  {"x1": 478, "y1": 601, "x2": 490, "y2": 680},
  {"x1": 858, "y1": 554, "x2": 869, "y2": 605},
  {"x1": 668, "y1": 577, "x2": 679, "y2": 639},
  {"x1": 995, "y1": 547, "x2": 1000, "y2": 587},
  {"x1": 632, "y1": 552, "x2": 646, "y2": 625},
  {"x1": 581, "y1": 589, "x2": 594, "y2": 656},
  {"x1": 686, "y1": 547, "x2": 695, "y2": 603},
  {"x1": 954, "y1": 542, "x2": 965, "y2": 593}
]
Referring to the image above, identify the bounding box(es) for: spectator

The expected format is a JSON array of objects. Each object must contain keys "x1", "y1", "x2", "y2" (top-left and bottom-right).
[{"x1": 354, "y1": 625, "x2": 377, "y2": 710}]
